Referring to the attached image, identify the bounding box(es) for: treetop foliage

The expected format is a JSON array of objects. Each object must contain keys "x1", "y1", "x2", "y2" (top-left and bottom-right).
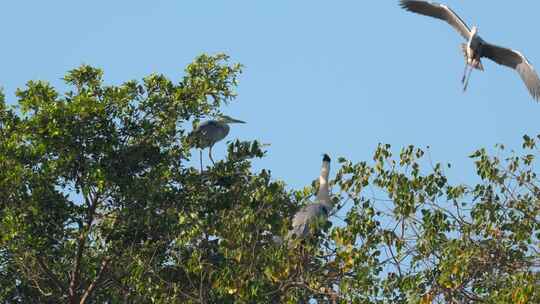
[{"x1": 1, "y1": 54, "x2": 539, "y2": 303}]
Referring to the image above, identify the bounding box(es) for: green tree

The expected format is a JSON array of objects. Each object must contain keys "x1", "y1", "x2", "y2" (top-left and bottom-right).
[{"x1": 1, "y1": 54, "x2": 539, "y2": 303}]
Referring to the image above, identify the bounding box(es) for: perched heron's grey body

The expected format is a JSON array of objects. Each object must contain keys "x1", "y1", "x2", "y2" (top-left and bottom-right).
[
  {"x1": 288, "y1": 154, "x2": 332, "y2": 241},
  {"x1": 190, "y1": 115, "x2": 245, "y2": 167},
  {"x1": 400, "y1": 0, "x2": 540, "y2": 100}
]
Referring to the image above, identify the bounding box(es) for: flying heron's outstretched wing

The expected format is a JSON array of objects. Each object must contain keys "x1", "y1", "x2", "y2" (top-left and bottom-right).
[
  {"x1": 481, "y1": 43, "x2": 540, "y2": 100},
  {"x1": 400, "y1": 0, "x2": 471, "y2": 40}
]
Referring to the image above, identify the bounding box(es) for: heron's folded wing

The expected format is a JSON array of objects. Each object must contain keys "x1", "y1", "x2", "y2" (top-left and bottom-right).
[
  {"x1": 400, "y1": 0, "x2": 471, "y2": 40},
  {"x1": 290, "y1": 204, "x2": 323, "y2": 236},
  {"x1": 289, "y1": 209, "x2": 309, "y2": 238},
  {"x1": 189, "y1": 121, "x2": 217, "y2": 147},
  {"x1": 482, "y1": 43, "x2": 540, "y2": 100}
]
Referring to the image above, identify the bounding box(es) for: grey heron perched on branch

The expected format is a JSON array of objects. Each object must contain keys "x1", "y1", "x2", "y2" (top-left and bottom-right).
[
  {"x1": 400, "y1": 0, "x2": 540, "y2": 100},
  {"x1": 288, "y1": 154, "x2": 332, "y2": 242},
  {"x1": 190, "y1": 115, "x2": 245, "y2": 169}
]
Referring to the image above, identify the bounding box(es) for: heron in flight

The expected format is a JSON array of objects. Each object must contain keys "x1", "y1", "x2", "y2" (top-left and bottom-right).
[
  {"x1": 400, "y1": 0, "x2": 540, "y2": 100},
  {"x1": 190, "y1": 115, "x2": 245, "y2": 169},
  {"x1": 288, "y1": 154, "x2": 332, "y2": 242}
]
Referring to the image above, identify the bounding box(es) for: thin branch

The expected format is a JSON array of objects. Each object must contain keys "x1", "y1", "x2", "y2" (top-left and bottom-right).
[
  {"x1": 36, "y1": 255, "x2": 66, "y2": 294},
  {"x1": 69, "y1": 188, "x2": 100, "y2": 303},
  {"x1": 79, "y1": 256, "x2": 111, "y2": 304}
]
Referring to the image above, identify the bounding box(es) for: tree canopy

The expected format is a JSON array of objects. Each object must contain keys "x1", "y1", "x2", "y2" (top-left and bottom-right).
[{"x1": 1, "y1": 54, "x2": 539, "y2": 303}]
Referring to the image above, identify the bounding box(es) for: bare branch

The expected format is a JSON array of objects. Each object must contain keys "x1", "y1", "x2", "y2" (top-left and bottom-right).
[
  {"x1": 79, "y1": 256, "x2": 111, "y2": 304},
  {"x1": 69, "y1": 188, "x2": 100, "y2": 303},
  {"x1": 35, "y1": 255, "x2": 66, "y2": 294}
]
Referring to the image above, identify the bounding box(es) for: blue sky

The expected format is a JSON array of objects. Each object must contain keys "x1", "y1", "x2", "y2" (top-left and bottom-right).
[{"x1": 2, "y1": 0, "x2": 540, "y2": 189}]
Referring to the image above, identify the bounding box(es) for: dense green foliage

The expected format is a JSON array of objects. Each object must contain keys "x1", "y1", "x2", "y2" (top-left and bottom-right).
[{"x1": 1, "y1": 54, "x2": 539, "y2": 303}]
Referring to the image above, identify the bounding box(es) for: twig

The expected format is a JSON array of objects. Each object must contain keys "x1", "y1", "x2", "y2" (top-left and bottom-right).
[{"x1": 36, "y1": 255, "x2": 66, "y2": 294}]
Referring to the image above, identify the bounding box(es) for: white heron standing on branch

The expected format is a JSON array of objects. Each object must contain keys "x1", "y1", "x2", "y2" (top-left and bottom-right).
[
  {"x1": 190, "y1": 115, "x2": 246, "y2": 170},
  {"x1": 288, "y1": 154, "x2": 333, "y2": 242},
  {"x1": 400, "y1": 0, "x2": 540, "y2": 100}
]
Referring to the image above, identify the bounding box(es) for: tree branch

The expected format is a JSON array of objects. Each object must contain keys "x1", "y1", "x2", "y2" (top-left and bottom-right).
[
  {"x1": 69, "y1": 189, "x2": 100, "y2": 303},
  {"x1": 36, "y1": 255, "x2": 66, "y2": 294},
  {"x1": 79, "y1": 256, "x2": 111, "y2": 304}
]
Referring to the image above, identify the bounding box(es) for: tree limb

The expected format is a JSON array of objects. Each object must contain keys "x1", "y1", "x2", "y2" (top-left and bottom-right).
[
  {"x1": 79, "y1": 256, "x2": 111, "y2": 304},
  {"x1": 36, "y1": 255, "x2": 66, "y2": 294},
  {"x1": 69, "y1": 189, "x2": 100, "y2": 303}
]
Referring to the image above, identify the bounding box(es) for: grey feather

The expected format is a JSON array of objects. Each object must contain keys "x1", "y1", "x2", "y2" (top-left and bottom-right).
[
  {"x1": 189, "y1": 115, "x2": 245, "y2": 167},
  {"x1": 481, "y1": 43, "x2": 540, "y2": 100},
  {"x1": 400, "y1": 0, "x2": 471, "y2": 39},
  {"x1": 401, "y1": 0, "x2": 540, "y2": 101},
  {"x1": 191, "y1": 120, "x2": 230, "y2": 149},
  {"x1": 288, "y1": 202, "x2": 330, "y2": 239},
  {"x1": 287, "y1": 154, "x2": 333, "y2": 242}
]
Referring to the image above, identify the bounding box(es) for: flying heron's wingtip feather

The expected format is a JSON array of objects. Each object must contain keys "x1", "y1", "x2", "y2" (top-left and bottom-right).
[
  {"x1": 525, "y1": 81, "x2": 540, "y2": 101},
  {"x1": 399, "y1": 0, "x2": 436, "y2": 10},
  {"x1": 516, "y1": 57, "x2": 540, "y2": 101},
  {"x1": 482, "y1": 44, "x2": 540, "y2": 101},
  {"x1": 399, "y1": 0, "x2": 414, "y2": 11},
  {"x1": 530, "y1": 83, "x2": 540, "y2": 101}
]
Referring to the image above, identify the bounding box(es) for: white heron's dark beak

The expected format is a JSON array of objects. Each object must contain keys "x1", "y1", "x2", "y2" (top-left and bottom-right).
[{"x1": 322, "y1": 154, "x2": 331, "y2": 163}]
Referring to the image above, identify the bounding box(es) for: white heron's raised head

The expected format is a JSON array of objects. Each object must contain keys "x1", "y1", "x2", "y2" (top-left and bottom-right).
[
  {"x1": 321, "y1": 154, "x2": 331, "y2": 176},
  {"x1": 318, "y1": 153, "x2": 331, "y2": 204},
  {"x1": 217, "y1": 115, "x2": 246, "y2": 124},
  {"x1": 322, "y1": 153, "x2": 331, "y2": 163}
]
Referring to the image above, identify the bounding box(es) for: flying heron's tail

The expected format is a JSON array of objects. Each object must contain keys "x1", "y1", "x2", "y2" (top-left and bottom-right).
[
  {"x1": 460, "y1": 43, "x2": 466, "y2": 60},
  {"x1": 460, "y1": 44, "x2": 484, "y2": 71}
]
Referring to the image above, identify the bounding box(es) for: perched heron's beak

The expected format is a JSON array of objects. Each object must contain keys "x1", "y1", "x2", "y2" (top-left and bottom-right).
[{"x1": 227, "y1": 118, "x2": 246, "y2": 124}]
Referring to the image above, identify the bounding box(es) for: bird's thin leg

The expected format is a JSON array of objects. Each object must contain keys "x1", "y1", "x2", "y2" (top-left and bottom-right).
[
  {"x1": 463, "y1": 65, "x2": 473, "y2": 92},
  {"x1": 209, "y1": 146, "x2": 215, "y2": 165},
  {"x1": 461, "y1": 63, "x2": 469, "y2": 83},
  {"x1": 199, "y1": 149, "x2": 203, "y2": 172}
]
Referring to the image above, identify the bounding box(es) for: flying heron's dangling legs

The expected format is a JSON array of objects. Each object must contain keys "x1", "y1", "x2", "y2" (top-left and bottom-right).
[
  {"x1": 461, "y1": 63, "x2": 469, "y2": 84},
  {"x1": 463, "y1": 65, "x2": 474, "y2": 92},
  {"x1": 209, "y1": 145, "x2": 215, "y2": 165}
]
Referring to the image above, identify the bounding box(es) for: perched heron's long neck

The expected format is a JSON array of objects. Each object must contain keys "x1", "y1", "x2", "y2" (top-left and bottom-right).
[{"x1": 317, "y1": 161, "x2": 330, "y2": 205}]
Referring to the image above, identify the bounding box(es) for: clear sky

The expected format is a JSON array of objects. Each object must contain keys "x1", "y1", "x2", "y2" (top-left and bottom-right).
[{"x1": 2, "y1": 0, "x2": 540, "y2": 189}]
